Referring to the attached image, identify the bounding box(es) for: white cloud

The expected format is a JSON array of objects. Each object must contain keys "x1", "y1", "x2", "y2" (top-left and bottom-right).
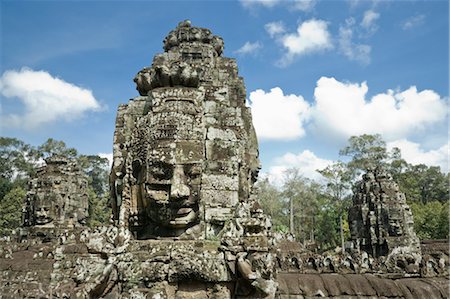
[
  {"x1": 347, "y1": 0, "x2": 361, "y2": 9},
  {"x1": 267, "y1": 150, "x2": 334, "y2": 185},
  {"x1": 248, "y1": 87, "x2": 310, "y2": 140},
  {"x1": 265, "y1": 21, "x2": 286, "y2": 38},
  {"x1": 361, "y1": 10, "x2": 380, "y2": 35},
  {"x1": 311, "y1": 77, "x2": 448, "y2": 141},
  {"x1": 0, "y1": 68, "x2": 101, "y2": 129},
  {"x1": 361, "y1": 10, "x2": 380, "y2": 29},
  {"x1": 239, "y1": 0, "x2": 280, "y2": 9},
  {"x1": 291, "y1": 0, "x2": 317, "y2": 12},
  {"x1": 278, "y1": 19, "x2": 333, "y2": 66},
  {"x1": 234, "y1": 41, "x2": 262, "y2": 55},
  {"x1": 387, "y1": 139, "x2": 448, "y2": 172},
  {"x1": 98, "y1": 152, "x2": 113, "y2": 169},
  {"x1": 338, "y1": 18, "x2": 371, "y2": 65},
  {"x1": 240, "y1": 0, "x2": 317, "y2": 11},
  {"x1": 402, "y1": 15, "x2": 425, "y2": 30}
]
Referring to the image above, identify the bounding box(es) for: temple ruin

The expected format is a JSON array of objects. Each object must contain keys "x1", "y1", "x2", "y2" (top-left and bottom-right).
[
  {"x1": 0, "y1": 21, "x2": 448, "y2": 299},
  {"x1": 349, "y1": 167, "x2": 421, "y2": 266},
  {"x1": 22, "y1": 155, "x2": 89, "y2": 234}
]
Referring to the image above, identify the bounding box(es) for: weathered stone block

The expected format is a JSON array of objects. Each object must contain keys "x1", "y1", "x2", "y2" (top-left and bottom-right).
[
  {"x1": 204, "y1": 207, "x2": 234, "y2": 223},
  {"x1": 201, "y1": 189, "x2": 239, "y2": 206},
  {"x1": 202, "y1": 174, "x2": 238, "y2": 191}
]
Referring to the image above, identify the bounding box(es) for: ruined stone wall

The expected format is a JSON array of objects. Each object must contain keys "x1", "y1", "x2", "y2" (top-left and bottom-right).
[
  {"x1": 275, "y1": 239, "x2": 448, "y2": 278},
  {"x1": 277, "y1": 273, "x2": 449, "y2": 298},
  {"x1": 1, "y1": 236, "x2": 448, "y2": 298}
]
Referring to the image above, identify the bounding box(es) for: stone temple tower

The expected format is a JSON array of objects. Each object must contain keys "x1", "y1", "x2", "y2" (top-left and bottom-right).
[
  {"x1": 110, "y1": 20, "x2": 261, "y2": 240},
  {"x1": 23, "y1": 155, "x2": 89, "y2": 232},
  {"x1": 348, "y1": 167, "x2": 421, "y2": 261}
]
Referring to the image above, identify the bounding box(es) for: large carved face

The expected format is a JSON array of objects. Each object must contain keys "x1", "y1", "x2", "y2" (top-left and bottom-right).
[
  {"x1": 138, "y1": 88, "x2": 204, "y2": 234},
  {"x1": 388, "y1": 207, "x2": 403, "y2": 236},
  {"x1": 143, "y1": 160, "x2": 201, "y2": 229},
  {"x1": 34, "y1": 195, "x2": 54, "y2": 225}
]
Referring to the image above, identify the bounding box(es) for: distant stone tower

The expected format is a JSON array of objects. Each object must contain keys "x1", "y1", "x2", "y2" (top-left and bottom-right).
[
  {"x1": 348, "y1": 167, "x2": 421, "y2": 259},
  {"x1": 23, "y1": 155, "x2": 89, "y2": 231},
  {"x1": 110, "y1": 20, "x2": 261, "y2": 240}
]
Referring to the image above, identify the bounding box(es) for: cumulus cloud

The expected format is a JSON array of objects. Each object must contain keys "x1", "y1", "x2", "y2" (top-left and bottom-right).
[
  {"x1": 311, "y1": 77, "x2": 448, "y2": 141},
  {"x1": 402, "y1": 15, "x2": 425, "y2": 30},
  {"x1": 0, "y1": 68, "x2": 101, "y2": 129},
  {"x1": 277, "y1": 19, "x2": 333, "y2": 66},
  {"x1": 248, "y1": 87, "x2": 310, "y2": 140},
  {"x1": 338, "y1": 18, "x2": 371, "y2": 65},
  {"x1": 265, "y1": 21, "x2": 286, "y2": 38},
  {"x1": 267, "y1": 150, "x2": 334, "y2": 185},
  {"x1": 387, "y1": 139, "x2": 448, "y2": 173},
  {"x1": 234, "y1": 41, "x2": 262, "y2": 55}
]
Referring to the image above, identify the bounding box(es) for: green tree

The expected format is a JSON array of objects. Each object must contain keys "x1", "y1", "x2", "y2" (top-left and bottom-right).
[
  {"x1": 77, "y1": 155, "x2": 110, "y2": 197},
  {"x1": 256, "y1": 178, "x2": 288, "y2": 232},
  {"x1": 339, "y1": 134, "x2": 392, "y2": 180},
  {"x1": 315, "y1": 195, "x2": 350, "y2": 251},
  {"x1": 0, "y1": 187, "x2": 26, "y2": 236},
  {"x1": 0, "y1": 177, "x2": 14, "y2": 204},
  {"x1": 0, "y1": 137, "x2": 36, "y2": 183},
  {"x1": 281, "y1": 169, "x2": 321, "y2": 244},
  {"x1": 318, "y1": 161, "x2": 352, "y2": 253},
  {"x1": 35, "y1": 138, "x2": 78, "y2": 159},
  {"x1": 281, "y1": 168, "x2": 304, "y2": 235},
  {"x1": 87, "y1": 190, "x2": 111, "y2": 227},
  {"x1": 410, "y1": 201, "x2": 449, "y2": 239},
  {"x1": 396, "y1": 164, "x2": 449, "y2": 204},
  {"x1": 437, "y1": 201, "x2": 449, "y2": 239},
  {"x1": 77, "y1": 155, "x2": 111, "y2": 226}
]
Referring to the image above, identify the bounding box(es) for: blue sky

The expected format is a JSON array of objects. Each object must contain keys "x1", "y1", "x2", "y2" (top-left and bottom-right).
[{"x1": 1, "y1": 0, "x2": 448, "y2": 183}]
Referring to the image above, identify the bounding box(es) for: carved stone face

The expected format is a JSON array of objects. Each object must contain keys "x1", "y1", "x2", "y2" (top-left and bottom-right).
[
  {"x1": 388, "y1": 208, "x2": 403, "y2": 236},
  {"x1": 135, "y1": 88, "x2": 204, "y2": 236},
  {"x1": 34, "y1": 196, "x2": 54, "y2": 225},
  {"x1": 143, "y1": 161, "x2": 201, "y2": 229}
]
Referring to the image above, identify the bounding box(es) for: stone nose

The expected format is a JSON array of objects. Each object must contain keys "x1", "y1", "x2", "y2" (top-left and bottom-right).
[{"x1": 170, "y1": 165, "x2": 190, "y2": 199}]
